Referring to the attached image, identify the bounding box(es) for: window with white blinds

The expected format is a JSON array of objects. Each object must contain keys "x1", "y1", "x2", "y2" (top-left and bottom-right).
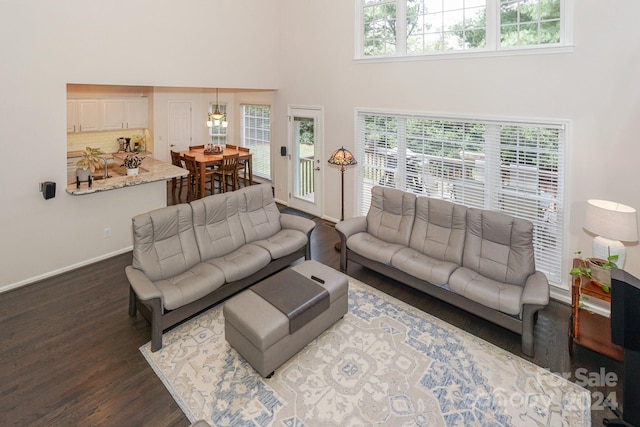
[
  {"x1": 241, "y1": 105, "x2": 271, "y2": 180},
  {"x1": 355, "y1": 110, "x2": 566, "y2": 284},
  {"x1": 209, "y1": 103, "x2": 228, "y2": 145}
]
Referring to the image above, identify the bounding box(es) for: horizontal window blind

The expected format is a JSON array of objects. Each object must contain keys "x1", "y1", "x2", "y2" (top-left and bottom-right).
[
  {"x1": 241, "y1": 105, "x2": 271, "y2": 180},
  {"x1": 356, "y1": 110, "x2": 565, "y2": 284}
]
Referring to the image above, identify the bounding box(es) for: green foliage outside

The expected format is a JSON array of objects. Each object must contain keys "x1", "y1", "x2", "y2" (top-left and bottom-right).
[{"x1": 364, "y1": 0, "x2": 561, "y2": 56}]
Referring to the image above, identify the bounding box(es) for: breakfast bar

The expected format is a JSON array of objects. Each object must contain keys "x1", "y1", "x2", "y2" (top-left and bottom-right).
[{"x1": 66, "y1": 154, "x2": 187, "y2": 196}]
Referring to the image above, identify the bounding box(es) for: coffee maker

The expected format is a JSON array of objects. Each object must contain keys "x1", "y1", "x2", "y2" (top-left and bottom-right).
[{"x1": 118, "y1": 137, "x2": 132, "y2": 152}]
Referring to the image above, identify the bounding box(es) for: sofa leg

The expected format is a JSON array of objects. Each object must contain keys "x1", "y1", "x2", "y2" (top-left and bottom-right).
[
  {"x1": 149, "y1": 298, "x2": 164, "y2": 352},
  {"x1": 340, "y1": 245, "x2": 349, "y2": 272},
  {"x1": 337, "y1": 233, "x2": 348, "y2": 272},
  {"x1": 521, "y1": 304, "x2": 544, "y2": 357},
  {"x1": 128, "y1": 286, "x2": 137, "y2": 317}
]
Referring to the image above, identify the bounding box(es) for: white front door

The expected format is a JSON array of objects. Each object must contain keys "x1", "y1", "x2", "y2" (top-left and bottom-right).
[
  {"x1": 288, "y1": 107, "x2": 323, "y2": 217},
  {"x1": 168, "y1": 101, "x2": 192, "y2": 154}
]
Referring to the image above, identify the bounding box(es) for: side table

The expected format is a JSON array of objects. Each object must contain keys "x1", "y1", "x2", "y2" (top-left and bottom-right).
[{"x1": 569, "y1": 258, "x2": 623, "y2": 361}]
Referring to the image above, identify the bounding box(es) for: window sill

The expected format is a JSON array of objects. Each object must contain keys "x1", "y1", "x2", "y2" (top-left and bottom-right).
[{"x1": 354, "y1": 44, "x2": 574, "y2": 64}]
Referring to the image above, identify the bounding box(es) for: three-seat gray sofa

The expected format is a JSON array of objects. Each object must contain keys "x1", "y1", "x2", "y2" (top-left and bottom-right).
[
  {"x1": 336, "y1": 186, "x2": 549, "y2": 356},
  {"x1": 126, "y1": 183, "x2": 316, "y2": 351}
]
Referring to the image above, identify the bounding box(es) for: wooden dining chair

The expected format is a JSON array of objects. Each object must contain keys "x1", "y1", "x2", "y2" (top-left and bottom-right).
[
  {"x1": 170, "y1": 150, "x2": 187, "y2": 199},
  {"x1": 225, "y1": 143, "x2": 237, "y2": 150},
  {"x1": 183, "y1": 154, "x2": 214, "y2": 200},
  {"x1": 212, "y1": 153, "x2": 239, "y2": 193},
  {"x1": 236, "y1": 146, "x2": 250, "y2": 187},
  {"x1": 189, "y1": 145, "x2": 205, "y2": 150}
]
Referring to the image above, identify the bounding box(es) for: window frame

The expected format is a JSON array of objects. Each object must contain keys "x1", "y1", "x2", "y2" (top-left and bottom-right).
[
  {"x1": 355, "y1": 0, "x2": 574, "y2": 62},
  {"x1": 240, "y1": 104, "x2": 272, "y2": 181},
  {"x1": 208, "y1": 103, "x2": 228, "y2": 146},
  {"x1": 354, "y1": 108, "x2": 568, "y2": 286}
]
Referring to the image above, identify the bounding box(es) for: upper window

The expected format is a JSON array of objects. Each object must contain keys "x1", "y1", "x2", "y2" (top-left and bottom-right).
[{"x1": 359, "y1": 0, "x2": 571, "y2": 59}]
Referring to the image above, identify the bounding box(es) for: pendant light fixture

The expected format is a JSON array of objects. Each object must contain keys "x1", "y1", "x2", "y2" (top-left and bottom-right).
[{"x1": 207, "y1": 88, "x2": 228, "y2": 128}]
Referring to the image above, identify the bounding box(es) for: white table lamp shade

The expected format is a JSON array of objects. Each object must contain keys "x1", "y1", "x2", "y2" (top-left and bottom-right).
[{"x1": 584, "y1": 199, "x2": 638, "y2": 267}]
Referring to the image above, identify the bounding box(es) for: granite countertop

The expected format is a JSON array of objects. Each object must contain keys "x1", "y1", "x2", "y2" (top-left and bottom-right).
[
  {"x1": 67, "y1": 150, "x2": 152, "y2": 159},
  {"x1": 66, "y1": 155, "x2": 187, "y2": 196}
]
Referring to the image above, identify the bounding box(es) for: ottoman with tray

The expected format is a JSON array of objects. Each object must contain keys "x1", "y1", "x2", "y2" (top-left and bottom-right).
[{"x1": 223, "y1": 260, "x2": 349, "y2": 377}]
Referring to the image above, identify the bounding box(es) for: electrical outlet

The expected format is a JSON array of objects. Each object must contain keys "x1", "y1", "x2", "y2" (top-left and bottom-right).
[{"x1": 104, "y1": 227, "x2": 111, "y2": 238}]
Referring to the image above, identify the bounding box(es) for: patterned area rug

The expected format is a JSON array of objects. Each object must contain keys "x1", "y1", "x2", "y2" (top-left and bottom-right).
[{"x1": 140, "y1": 277, "x2": 590, "y2": 426}]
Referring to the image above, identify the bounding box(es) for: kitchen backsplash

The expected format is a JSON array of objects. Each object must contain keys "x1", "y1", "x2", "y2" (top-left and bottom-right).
[{"x1": 68, "y1": 129, "x2": 151, "y2": 154}]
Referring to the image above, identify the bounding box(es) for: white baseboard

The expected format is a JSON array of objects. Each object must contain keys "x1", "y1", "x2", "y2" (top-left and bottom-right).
[{"x1": 0, "y1": 247, "x2": 133, "y2": 295}]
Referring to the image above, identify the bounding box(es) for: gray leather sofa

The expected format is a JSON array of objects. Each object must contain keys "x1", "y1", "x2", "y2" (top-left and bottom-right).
[
  {"x1": 336, "y1": 186, "x2": 549, "y2": 356},
  {"x1": 126, "y1": 183, "x2": 316, "y2": 351}
]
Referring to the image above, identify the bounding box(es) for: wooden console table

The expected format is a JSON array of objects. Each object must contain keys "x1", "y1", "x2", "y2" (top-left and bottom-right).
[{"x1": 569, "y1": 258, "x2": 623, "y2": 361}]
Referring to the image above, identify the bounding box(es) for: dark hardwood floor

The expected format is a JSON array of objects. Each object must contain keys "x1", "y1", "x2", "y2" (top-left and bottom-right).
[{"x1": 0, "y1": 184, "x2": 622, "y2": 426}]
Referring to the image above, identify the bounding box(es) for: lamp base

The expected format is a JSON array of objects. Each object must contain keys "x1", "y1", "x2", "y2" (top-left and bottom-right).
[{"x1": 593, "y1": 236, "x2": 626, "y2": 268}]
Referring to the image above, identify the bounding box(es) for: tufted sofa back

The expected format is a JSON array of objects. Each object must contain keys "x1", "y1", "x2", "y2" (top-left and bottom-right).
[
  {"x1": 409, "y1": 196, "x2": 467, "y2": 265},
  {"x1": 237, "y1": 183, "x2": 282, "y2": 243},
  {"x1": 131, "y1": 203, "x2": 200, "y2": 282},
  {"x1": 191, "y1": 191, "x2": 246, "y2": 260},
  {"x1": 366, "y1": 186, "x2": 416, "y2": 246},
  {"x1": 462, "y1": 208, "x2": 536, "y2": 286}
]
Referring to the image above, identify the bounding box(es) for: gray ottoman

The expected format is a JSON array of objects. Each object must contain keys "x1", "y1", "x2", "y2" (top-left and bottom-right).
[{"x1": 223, "y1": 260, "x2": 349, "y2": 377}]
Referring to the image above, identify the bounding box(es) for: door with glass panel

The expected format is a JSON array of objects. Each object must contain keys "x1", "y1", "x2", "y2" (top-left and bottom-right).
[{"x1": 288, "y1": 107, "x2": 323, "y2": 217}]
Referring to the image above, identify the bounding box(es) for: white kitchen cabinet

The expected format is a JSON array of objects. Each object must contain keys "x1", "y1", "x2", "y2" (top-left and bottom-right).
[
  {"x1": 77, "y1": 100, "x2": 101, "y2": 132},
  {"x1": 67, "y1": 100, "x2": 78, "y2": 133},
  {"x1": 67, "y1": 97, "x2": 148, "y2": 132},
  {"x1": 125, "y1": 98, "x2": 148, "y2": 129},
  {"x1": 102, "y1": 99, "x2": 125, "y2": 130}
]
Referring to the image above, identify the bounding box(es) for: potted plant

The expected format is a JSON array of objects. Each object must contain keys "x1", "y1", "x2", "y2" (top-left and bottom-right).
[
  {"x1": 570, "y1": 251, "x2": 618, "y2": 308},
  {"x1": 121, "y1": 153, "x2": 144, "y2": 176},
  {"x1": 586, "y1": 255, "x2": 618, "y2": 289},
  {"x1": 76, "y1": 146, "x2": 103, "y2": 184}
]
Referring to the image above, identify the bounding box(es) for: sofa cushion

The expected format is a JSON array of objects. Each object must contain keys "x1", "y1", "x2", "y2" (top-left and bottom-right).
[
  {"x1": 448, "y1": 267, "x2": 523, "y2": 316},
  {"x1": 191, "y1": 192, "x2": 246, "y2": 260},
  {"x1": 366, "y1": 186, "x2": 416, "y2": 246},
  {"x1": 347, "y1": 232, "x2": 406, "y2": 265},
  {"x1": 154, "y1": 262, "x2": 226, "y2": 310},
  {"x1": 237, "y1": 184, "x2": 283, "y2": 243},
  {"x1": 251, "y1": 229, "x2": 309, "y2": 260},
  {"x1": 391, "y1": 248, "x2": 459, "y2": 286},
  {"x1": 459, "y1": 208, "x2": 535, "y2": 286},
  {"x1": 131, "y1": 204, "x2": 201, "y2": 282},
  {"x1": 409, "y1": 197, "x2": 467, "y2": 265},
  {"x1": 206, "y1": 244, "x2": 272, "y2": 283}
]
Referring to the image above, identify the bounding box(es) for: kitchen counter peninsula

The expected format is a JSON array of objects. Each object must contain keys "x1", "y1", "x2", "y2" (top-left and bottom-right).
[{"x1": 66, "y1": 154, "x2": 187, "y2": 196}]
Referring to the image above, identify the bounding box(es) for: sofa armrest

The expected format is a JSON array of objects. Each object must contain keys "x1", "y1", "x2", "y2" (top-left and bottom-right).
[
  {"x1": 521, "y1": 271, "x2": 550, "y2": 306},
  {"x1": 280, "y1": 213, "x2": 316, "y2": 235},
  {"x1": 335, "y1": 216, "x2": 367, "y2": 240},
  {"x1": 125, "y1": 265, "x2": 163, "y2": 307},
  {"x1": 335, "y1": 217, "x2": 367, "y2": 271}
]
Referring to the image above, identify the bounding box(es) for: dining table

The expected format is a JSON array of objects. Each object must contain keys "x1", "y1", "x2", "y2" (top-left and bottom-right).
[{"x1": 179, "y1": 147, "x2": 253, "y2": 199}]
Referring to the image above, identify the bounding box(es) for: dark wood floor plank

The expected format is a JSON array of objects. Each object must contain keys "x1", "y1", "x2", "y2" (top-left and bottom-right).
[{"x1": 0, "y1": 185, "x2": 623, "y2": 426}]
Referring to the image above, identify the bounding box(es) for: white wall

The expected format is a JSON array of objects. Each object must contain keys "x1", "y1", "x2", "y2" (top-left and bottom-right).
[
  {"x1": 275, "y1": 0, "x2": 640, "y2": 291},
  {"x1": 3, "y1": 0, "x2": 640, "y2": 295},
  {"x1": 0, "y1": 0, "x2": 280, "y2": 290}
]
